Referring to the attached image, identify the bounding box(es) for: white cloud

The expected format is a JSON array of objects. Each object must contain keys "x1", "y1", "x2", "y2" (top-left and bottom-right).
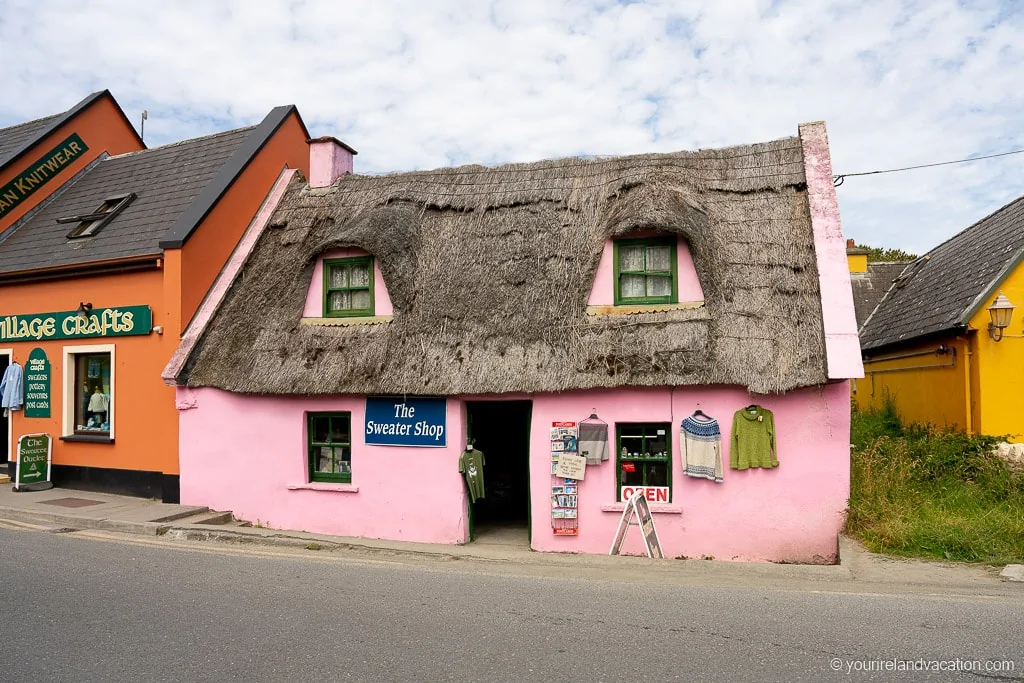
[{"x1": 2, "y1": 0, "x2": 1022, "y2": 254}]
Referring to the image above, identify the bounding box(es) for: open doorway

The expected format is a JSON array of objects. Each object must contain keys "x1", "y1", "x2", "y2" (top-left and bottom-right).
[
  {"x1": 465, "y1": 400, "x2": 532, "y2": 546},
  {"x1": 0, "y1": 350, "x2": 10, "y2": 474}
]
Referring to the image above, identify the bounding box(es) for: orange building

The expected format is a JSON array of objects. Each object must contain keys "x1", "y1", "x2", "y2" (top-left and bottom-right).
[
  {"x1": 0, "y1": 90, "x2": 144, "y2": 233},
  {"x1": 0, "y1": 101, "x2": 311, "y2": 501}
]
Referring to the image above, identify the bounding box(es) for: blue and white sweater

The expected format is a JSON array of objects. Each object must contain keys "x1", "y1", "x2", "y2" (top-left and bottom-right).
[
  {"x1": 1, "y1": 363, "x2": 23, "y2": 411},
  {"x1": 681, "y1": 414, "x2": 724, "y2": 483}
]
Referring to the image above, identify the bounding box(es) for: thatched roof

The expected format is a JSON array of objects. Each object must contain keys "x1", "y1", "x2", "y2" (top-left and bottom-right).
[{"x1": 177, "y1": 136, "x2": 829, "y2": 396}]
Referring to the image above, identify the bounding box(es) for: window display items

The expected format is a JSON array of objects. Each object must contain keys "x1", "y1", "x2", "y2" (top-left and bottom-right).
[
  {"x1": 616, "y1": 423, "x2": 671, "y2": 502},
  {"x1": 730, "y1": 405, "x2": 778, "y2": 470},
  {"x1": 74, "y1": 352, "x2": 111, "y2": 434}
]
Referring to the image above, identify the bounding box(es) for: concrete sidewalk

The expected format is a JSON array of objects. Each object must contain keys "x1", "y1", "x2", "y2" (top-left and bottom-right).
[{"x1": 0, "y1": 484, "x2": 1017, "y2": 592}]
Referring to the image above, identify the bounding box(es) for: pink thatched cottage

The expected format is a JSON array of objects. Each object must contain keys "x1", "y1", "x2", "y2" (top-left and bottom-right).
[{"x1": 164, "y1": 123, "x2": 862, "y2": 563}]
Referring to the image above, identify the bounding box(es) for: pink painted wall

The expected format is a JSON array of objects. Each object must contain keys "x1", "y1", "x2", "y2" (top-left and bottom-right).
[
  {"x1": 587, "y1": 235, "x2": 704, "y2": 306},
  {"x1": 177, "y1": 388, "x2": 469, "y2": 543},
  {"x1": 799, "y1": 121, "x2": 863, "y2": 380},
  {"x1": 528, "y1": 382, "x2": 850, "y2": 563},
  {"x1": 302, "y1": 248, "x2": 394, "y2": 318},
  {"x1": 178, "y1": 380, "x2": 850, "y2": 562}
]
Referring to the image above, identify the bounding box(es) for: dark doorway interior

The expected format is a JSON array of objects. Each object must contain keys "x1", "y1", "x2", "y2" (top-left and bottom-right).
[
  {"x1": 466, "y1": 400, "x2": 532, "y2": 538},
  {"x1": 0, "y1": 353, "x2": 9, "y2": 471}
]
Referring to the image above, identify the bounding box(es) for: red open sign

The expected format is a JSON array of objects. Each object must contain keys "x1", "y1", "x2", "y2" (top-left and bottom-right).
[{"x1": 622, "y1": 462, "x2": 635, "y2": 473}]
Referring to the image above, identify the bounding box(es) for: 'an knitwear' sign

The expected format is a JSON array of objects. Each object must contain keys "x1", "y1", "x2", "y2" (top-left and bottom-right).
[{"x1": 0, "y1": 133, "x2": 89, "y2": 220}]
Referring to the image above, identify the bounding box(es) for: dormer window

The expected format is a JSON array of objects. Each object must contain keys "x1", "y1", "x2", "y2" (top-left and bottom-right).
[
  {"x1": 613, "y1": 237, "x2": 678, "y2": 305},
  {"x1": 59, "y1": 193, "x2": 136, "y2": 239},
  {"x1": 324, "y1": 256, "x2": 374, "y2": 317}
]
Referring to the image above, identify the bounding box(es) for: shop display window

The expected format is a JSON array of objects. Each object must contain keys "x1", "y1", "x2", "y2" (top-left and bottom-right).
[
  {"x1": 74, "y1": 352, "x2": 112, "y2": 436},
  {"x1": 616, "y1": 422, "x2": 671, "y2": 501},
  {"x1": 308, "y1": 412, "x2": 352, "y2": 483},
  {"x1": 613, "y1": 237, "x2": 678, "y2": 305},
  {"x1": 323, "y1": 256, "x2": 374, "y2": 317}
]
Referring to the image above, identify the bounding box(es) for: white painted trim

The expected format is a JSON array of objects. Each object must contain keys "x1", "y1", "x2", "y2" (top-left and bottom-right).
[
  {"x1": 600, "y1": 503, "x2": 683, "y2": 514},
  {"x1": 0, "y1": 347, "x2": 11, "y2": 462},
  {"x1": 62, "y1": 343, "x2": 115, "y2": 440},
  {"x1": 286, "y1": 483, "x2": 360, "y2": 493}
]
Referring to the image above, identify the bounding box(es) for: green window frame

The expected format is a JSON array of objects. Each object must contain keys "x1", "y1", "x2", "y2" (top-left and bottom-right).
[
  {"x1": 323, "y1": 256, "x2": 374, "y2": 317},
  {"x1": 616, "y1": 423, "x2": 671, "y2": 502},
  {"x1": 308, "y1": 412, "x2": 352, "y2": 483},
  {"x1": 612, "y1": 237, "x2": 678, "y2": 305}
]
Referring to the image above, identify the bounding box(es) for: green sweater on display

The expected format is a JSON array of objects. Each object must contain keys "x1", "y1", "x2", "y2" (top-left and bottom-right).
[{"x1": 730, "y1": 406, "x2": 778, "y2": 470}]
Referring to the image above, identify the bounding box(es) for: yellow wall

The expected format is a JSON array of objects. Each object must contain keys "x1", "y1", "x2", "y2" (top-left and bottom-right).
[
  {"x1": 967, "y1": 260, "x2": 1024, "y2": 440},
  {"x1": 857, "y1": 337, "x2": 973, "y2": 431},
  {"x1": 847, "y1": 252, "x2": 868, "y2": 273}
]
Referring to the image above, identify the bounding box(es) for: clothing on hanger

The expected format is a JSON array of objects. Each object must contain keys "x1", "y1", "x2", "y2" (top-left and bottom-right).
[
  {"x1": 730, "y1": 405, "x2": 778, "y2": 470},
  {"x1": 1, "y1": 362, "x2": 24, "y2": 411},
  {"x1": 459, "y1": 447, "x2": 486, "y2": 503},
  {"x1": 578, "y1": 413, "x2": 609, "y2": 466},
  {"x1": 681, "y1": 411, "x2": 724, "y2": 483}
]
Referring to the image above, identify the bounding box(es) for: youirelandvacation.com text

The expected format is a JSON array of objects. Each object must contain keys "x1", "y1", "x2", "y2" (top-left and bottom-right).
[{"x1": 830, "y1": 657, "x2": 1015, "y2": 675}]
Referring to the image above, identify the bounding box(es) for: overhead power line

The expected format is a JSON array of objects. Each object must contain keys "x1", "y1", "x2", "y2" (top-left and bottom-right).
[{"x1": 833, "y1": 147, "x2": 1024, "y2": 186}]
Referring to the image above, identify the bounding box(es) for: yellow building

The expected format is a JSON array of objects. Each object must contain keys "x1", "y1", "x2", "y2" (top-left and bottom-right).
[{"x1": 856, "y1": 196, "x2": 1024, "y2": 439}]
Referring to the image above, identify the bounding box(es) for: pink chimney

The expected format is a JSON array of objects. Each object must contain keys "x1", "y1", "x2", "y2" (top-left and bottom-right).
[{"x1": 308, "y1": 136, "x2": 358, "y2": 188}]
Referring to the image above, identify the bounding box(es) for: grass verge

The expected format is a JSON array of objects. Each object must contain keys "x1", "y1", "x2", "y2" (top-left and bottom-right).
[{"x1": 847, "y1": 401, "x2": 1024, "y2": 564}]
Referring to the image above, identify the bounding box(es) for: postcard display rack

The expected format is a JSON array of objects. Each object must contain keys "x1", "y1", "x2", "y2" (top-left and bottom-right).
[{"x1": 550, "y1": 421, "x2": 580, "y2": 535}]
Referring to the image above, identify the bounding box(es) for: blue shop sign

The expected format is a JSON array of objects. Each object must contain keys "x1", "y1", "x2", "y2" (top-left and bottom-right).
[{"x1": 365, "y1": 396, "x2": 447, "y2": 447}]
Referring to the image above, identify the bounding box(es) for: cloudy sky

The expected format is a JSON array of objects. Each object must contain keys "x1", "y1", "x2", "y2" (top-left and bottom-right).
[{"x1": 2, "y1": 0, "x2": 1022, "y2": 254}]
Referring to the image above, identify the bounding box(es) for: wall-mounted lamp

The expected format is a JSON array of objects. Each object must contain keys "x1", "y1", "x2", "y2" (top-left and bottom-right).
[
  {"x1": 75, "y1": 302, "x2": 93, "y2": 319},
  {"x1": 987, "y1": 291, "x2": 1015, "y2": 342}
]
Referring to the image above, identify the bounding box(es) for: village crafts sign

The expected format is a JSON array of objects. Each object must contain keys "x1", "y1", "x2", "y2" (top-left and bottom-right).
[
  {"x1": 0, "y1": 134, "x2": 89, "y2": 220},
  {"x1": 0, "y1": 306, "x2": 153, "y2": 343}
]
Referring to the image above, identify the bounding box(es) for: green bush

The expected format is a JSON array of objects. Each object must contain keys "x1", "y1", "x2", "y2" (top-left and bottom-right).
[{"x1": 847, "y1": 403, "x2": 1024, "y2": 564}]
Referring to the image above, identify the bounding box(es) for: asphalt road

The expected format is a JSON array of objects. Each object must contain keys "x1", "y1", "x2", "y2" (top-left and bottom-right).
[{"x1": 0, "y1": 526, "x2": 1021, "y2": 683}]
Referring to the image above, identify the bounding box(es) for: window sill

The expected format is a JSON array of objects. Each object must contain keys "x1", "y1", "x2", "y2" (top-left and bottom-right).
[
  {"x1": 60, "y1": 435, "x2": 114, "y2": 444},
  {"x1": 601, "y1": 503, "x2": 683, "y2": 514},
  {"x1": 287, "y1": 483, "x2": 359, "y2": 493},
  {"x1": 300, "y1": 316, "x2": 392, "y2": 327},
  {"x1": 587, "y1": 302, "x2": 704, "y2": 316}
]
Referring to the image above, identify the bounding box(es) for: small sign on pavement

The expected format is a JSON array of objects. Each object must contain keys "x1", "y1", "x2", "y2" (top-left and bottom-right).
[{"x1": 14, "y1": 433, "x2": 53, "y2": 492}]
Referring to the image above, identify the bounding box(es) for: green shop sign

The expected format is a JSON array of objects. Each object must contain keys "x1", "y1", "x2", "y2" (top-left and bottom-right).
[
  {"x1": 24, "y1": 347, "x2": 51, "y2": 419},
  {"x1": 0, "y1": 305, "x2": 152, "y2": 343},
  {"x1": 0, "y1": 133, "x2": 89, "y2": 220},
  {"x1": 15, "y1": 433, "x2": 51, "y2": 490}
]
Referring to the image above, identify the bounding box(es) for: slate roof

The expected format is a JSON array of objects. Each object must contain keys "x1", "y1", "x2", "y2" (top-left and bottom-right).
[
  {"x1": 0, "y1": 128, "x2": 251, "y2": 274},
  {"x1": 0, "y1": 104, "x2": 305, "y2": 276},
  {"x1": 860, "y1": 195, "x2": 1024, "y2": 351},
  {"x1": 850, "y1": 261, "x2": 911, "y2": 329},
  {"x1": 0, "y1": 91, "x2": 140, "y2": 171},
  {"x1": 0, "y1": 113, "x2": 65, "y2": 168}
]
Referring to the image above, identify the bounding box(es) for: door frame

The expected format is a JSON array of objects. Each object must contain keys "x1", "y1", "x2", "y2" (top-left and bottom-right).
[
  {"x1": 464, "y1": 399, "x2": 533, "y2": 543},
  {"x1": 0, "y1": 348, "x2": 12, "y2": 464}
]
